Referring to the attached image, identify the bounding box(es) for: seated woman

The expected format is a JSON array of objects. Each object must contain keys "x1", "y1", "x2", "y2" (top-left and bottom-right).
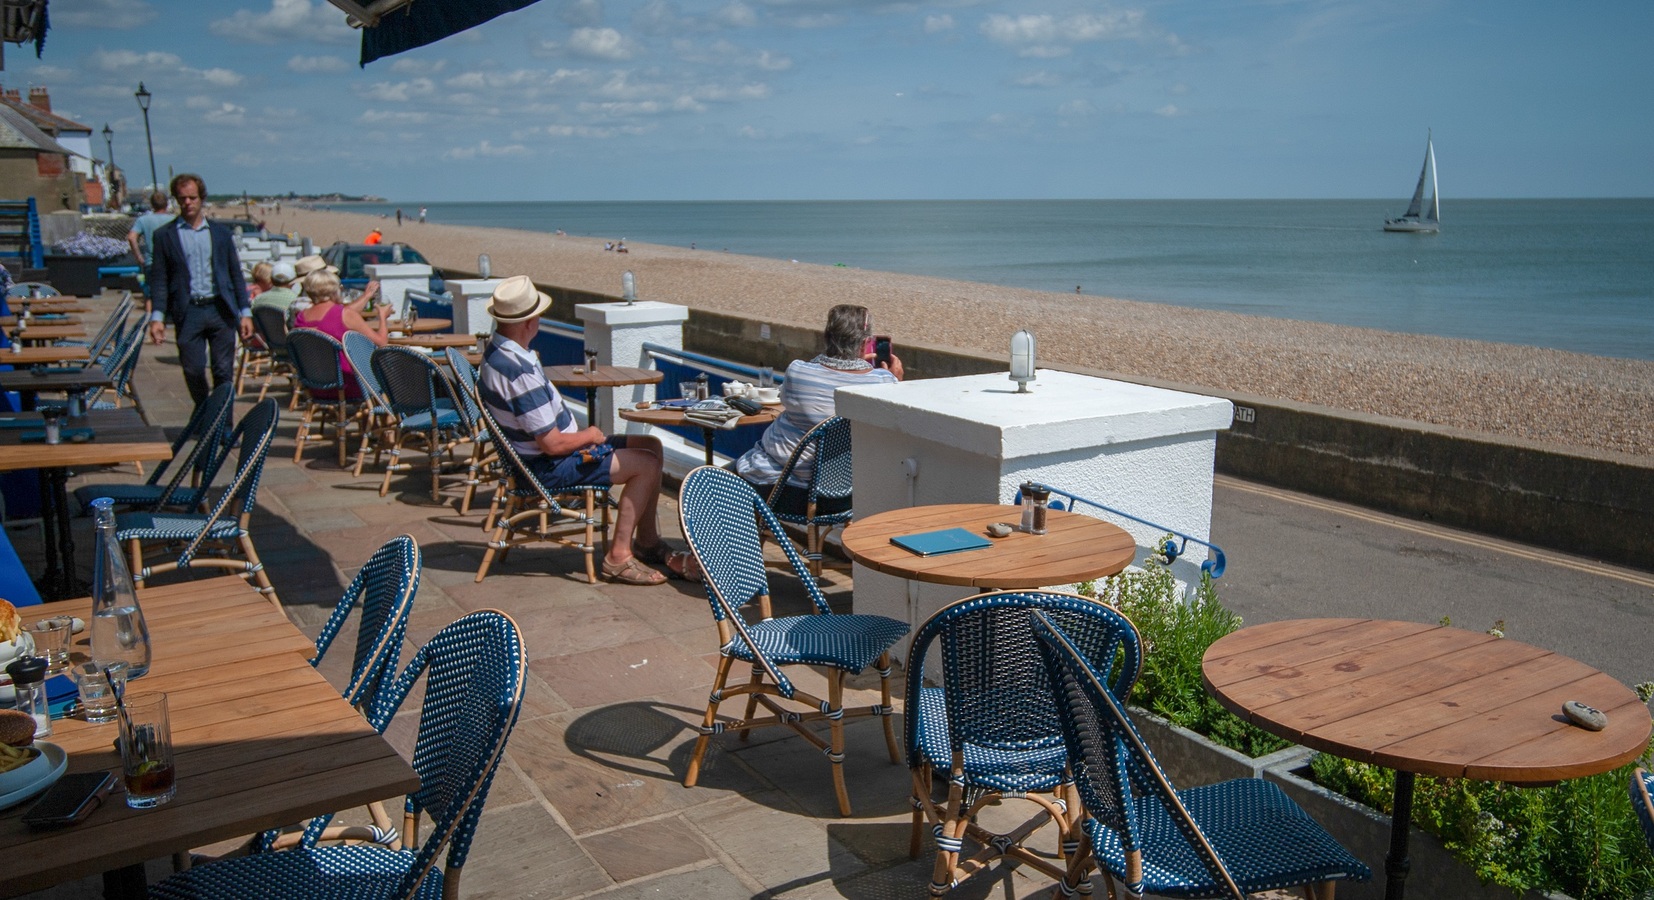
[
  {"x1": 292, "y1": 270, "x2": 388, "y2": 400},
  {"x1": 734, "y1": 304, "x2": 902, "y2": 511}
]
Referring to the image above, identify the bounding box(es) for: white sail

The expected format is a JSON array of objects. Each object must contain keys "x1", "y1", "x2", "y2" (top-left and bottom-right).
[{"x1": 1385, "y1": 131, "x2": 1439, "y2": 233}]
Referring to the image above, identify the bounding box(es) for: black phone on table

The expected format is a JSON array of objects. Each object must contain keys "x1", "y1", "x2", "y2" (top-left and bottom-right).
[
  {"x1": 21, "y1": 770, "x2": 117, "y2": 829},
  {"x1": 873, "y1": 335, "x2": 892, "y2": 368}
]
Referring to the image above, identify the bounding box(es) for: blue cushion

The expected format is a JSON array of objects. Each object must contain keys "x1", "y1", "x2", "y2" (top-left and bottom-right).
[
  {"x1": 0, "y1": 523, "x2": 41, "y2": 605},
  {"x1": 150, "y1": 845, "x2": 442, "y2": 900}
]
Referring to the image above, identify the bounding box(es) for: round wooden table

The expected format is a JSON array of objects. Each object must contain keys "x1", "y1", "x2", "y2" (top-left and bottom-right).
[
  {"x1": 840, "y1": 503, "x2": 1135, "y2": 589},
  {"x1": 545, "y1": 365, "x2": 663, "y2": 434},
  {"x1": 1202, "y1": 618, "x2": 1652, "y2": 900},
  {"x1": 618, "y1": 403, "x2": 778, "y2": 466},
  {"x1": 388, "y1": 333, "x2": 477, "y2": 349},
  {"x1": 386, "y1": 317, "x2": 452, "y2": 334}
]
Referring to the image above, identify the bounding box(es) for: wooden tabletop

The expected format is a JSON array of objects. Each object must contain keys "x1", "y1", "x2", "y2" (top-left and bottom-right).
[
  {"x1": 0, "y1": 577, "x2": 420, "y2": 894},
  {"x1": 618, "y1": 403, "x2": 779, "y2": 430},
  {"x1": 841, "y1": 503, "x2": 1136, "y2": 589},
  {"x1": 0, "y1": 315, "x2": 82, "y2": 327},
  {"x1": 11, "y1": 324, "x2": 86, "y2": 342},
  {"x1": 386, "y1": 317, "x2": 452, "y2": 334},
  {"x1": 387, "y1": 332, "x2": 478, "y2": 349},
  {"x1": 544, "y1": 365, "x2": 663, "y2": 389},
  {"x1": 1202, "y1": 618, "x2": 1652, "y2": 784},
  {"x1": 0, "y1": 369, "x2": 114, "y2": 394},
  {"x1": 0, "y1": 345, "x2": 91, "y2": 365},
  {"x1": 11, "y1": 301, "x2": 88, "y2": 314},
  {"x1": 0, "y1": 408, "x2": 172, "y2": 473}
]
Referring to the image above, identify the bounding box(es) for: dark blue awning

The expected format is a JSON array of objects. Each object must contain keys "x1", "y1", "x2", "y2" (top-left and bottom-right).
[{"x1": 359, "y1": 0, "x2": 543, "y2": 66}]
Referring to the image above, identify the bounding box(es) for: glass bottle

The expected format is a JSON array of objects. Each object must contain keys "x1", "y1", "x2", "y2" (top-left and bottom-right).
[
  {"x1": 89, "y1": 497, "x2": 151, "y2": 679},
  {"x1": 5, "y1": 656, "x2": 51, "y2": 738}
]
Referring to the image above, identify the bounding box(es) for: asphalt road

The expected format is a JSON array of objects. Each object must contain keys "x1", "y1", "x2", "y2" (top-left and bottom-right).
[{"x1": 1208, "y1": 474, "x2": 1654, "y2": 691}]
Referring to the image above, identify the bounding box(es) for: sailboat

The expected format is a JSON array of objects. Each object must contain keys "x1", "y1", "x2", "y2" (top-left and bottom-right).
[{"x1": 1384, "y1": 131, "x2": 1440, "y2": 233}]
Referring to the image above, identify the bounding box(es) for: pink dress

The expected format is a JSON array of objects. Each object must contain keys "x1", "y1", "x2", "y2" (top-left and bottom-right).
[{"x1": 294, "y1": 303, "x2": 363, "y2": 400}]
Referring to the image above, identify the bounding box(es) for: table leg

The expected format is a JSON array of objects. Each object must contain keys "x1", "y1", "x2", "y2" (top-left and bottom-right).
[
  {"x1": 700, "y1": 426, "x2": 716, "y2": 467},
  {"x1": 49, "y1": 467, "x2": 80, "y2": 597},
  {"x1": 1384, "y1": 769, "x2": 1415, "y2": 900},
  {"x1": 589, "y1": 390, "x2": 603, "y2": 436},
  {"x1": 36, "y1": 468, "x2": 64, "y2": 598}
]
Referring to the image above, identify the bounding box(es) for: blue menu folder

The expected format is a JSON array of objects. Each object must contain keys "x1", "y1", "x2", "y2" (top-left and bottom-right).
[{"x1": 890, "y1": 527, "x2": 992, "y2": 557}]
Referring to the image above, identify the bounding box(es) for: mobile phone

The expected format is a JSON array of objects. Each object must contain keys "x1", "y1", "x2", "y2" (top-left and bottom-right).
[
  {"x1": 873, "y1": 335, "x2": 892, "y2": 368},
  {"x1": 728, "y1": 396, "x2": 765, "y2": 416},
  {"x1": 21, "y1": 771, "x2": 117, "y2": 829}
]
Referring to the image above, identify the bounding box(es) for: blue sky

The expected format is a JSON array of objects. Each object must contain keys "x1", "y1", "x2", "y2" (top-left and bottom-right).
[{"x1": 9, "y1": 0, "x2": 1651, "y2": 200}]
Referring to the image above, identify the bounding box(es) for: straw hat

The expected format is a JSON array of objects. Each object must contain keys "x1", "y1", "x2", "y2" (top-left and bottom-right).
[
  {"x1": 488, "y1": 275, "x2": 553, "y2": 323},
  {"x1": 293, "y1": 255, "x2": 338, "y2": 278},
  {"x1": 270, "y1": 261, "x2": 296, "y2": 285}
]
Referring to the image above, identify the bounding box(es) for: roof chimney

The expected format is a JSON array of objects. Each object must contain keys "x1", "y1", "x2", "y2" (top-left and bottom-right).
[
  {"x1": 27, "y1": 86, "x2": 49, "y2": 112},
  {"x1": 4, "y1": 89, "x2": 19, "y2": 104}
]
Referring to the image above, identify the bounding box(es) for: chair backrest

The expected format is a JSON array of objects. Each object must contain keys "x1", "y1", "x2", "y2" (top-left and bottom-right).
[
  {"x1": 366, "y1": 610, "x2": 526, "y2": 899},
  {"x1": 251, "y1": 305, "x2": 290, "y2": 354},
  {"x1": 1031, "y1": 611, "x2": 1246, "y2": 899},
  {"x1": 678, "y1": 466, "x2": 834, "y2": 697},
  {"x1": 770, "y1": 415, "x2": 853, "y2": 502},
  {"x1": 370, "y1": 345, "x2": 452, "y2": 418},
  {"x1": 340, "y1": 331, "x2": 389, "y2": 406},
  {"x1": 442, "y1": 348, "x2": 484, "y2": 433},
  {"x1": 84, "y1": 294, "x2": 134, "y2": 359},
  {"x1": 1634, "y1": 768, "x2": 1654, "y2": 851},
  {"x1": 469, "y1": 395, "x2": 558, "y2": 507},
  {"x1": 312, "y1": 534, "x2": 420, "y2": 713},
  {"x1": 177, "y1": 399, "x2": 280, "y2": 567},
  {"x1": 102, "y1": 321, "x2": 146, "y2": 399},
  {"x1": 150, "y1": 383, "x2": 237, "y2": 504},
  {"x1": 905, "y1": 590, "x2": 1141, "y2": 773},
  {"x1": 286, "y1": 328, "x2": 346, "y2": 392}
]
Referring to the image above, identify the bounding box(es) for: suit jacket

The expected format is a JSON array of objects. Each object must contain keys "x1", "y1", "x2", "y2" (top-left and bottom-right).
[{"x1": 150, "y1": 218, "x2": 250, "y2": 323}]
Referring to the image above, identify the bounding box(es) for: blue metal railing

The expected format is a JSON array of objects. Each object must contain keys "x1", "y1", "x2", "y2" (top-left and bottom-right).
[{"x1": 1030, "y1": 482, "x2": 1227, "y2": 579}]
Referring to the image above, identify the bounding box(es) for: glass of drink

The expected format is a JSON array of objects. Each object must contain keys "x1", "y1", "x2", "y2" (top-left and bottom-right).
[
  {"x1": 73, "y1": 661, "x2": 125, "y2": 724},
  {"x1": 119, "y1": 692, "x2": 176, "y2": 808},
  {"x1": 26, "y1": 618, "x2": 72, "y2": 673},
  {"x1": 678, "y1": 381, "x2": 698, "y2": 401}
]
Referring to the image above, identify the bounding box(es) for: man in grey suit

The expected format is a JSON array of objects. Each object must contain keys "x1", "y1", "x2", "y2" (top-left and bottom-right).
[{"x1": 148, "y1": 173, "x2": 255, "y2": 405}]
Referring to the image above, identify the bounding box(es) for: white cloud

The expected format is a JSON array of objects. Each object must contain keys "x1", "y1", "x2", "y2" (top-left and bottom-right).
[
  {"x1": 209, "y1": 0, "x2": 352, "y2": 45},
  {"x1": 717, "y1": 2, "x2": 757, "y2": 27},
  {"x1": 559, "y1": 0, "x2": 605, "y2": 27},
  {"x1": 924, "y1": 14, "x2": 954, "y2": 34},
  {"x1": 546, "y1": 123, "x2": 645, "y2": 139},
  {"x1": 738, "y1": 124, "x2": 767, "y2": 139},
  {"x1": 202, "y1": 102, "x2": 247, "y2": 126},
  {"x1": 442, "y1": 140, "x2": 529, "y2": 160},
  {"x1": 1058, "y1": 99, "x2": 1096, "y2": 117},
  {"x1": 199, "y1": 68, "x2": 244, "y2": 87},
  {"x1": 1154, "y1": 104, "x2": 1183, "y2": 117},
  {"x1": 97, "y1": 49, "x2": 183, "y2": 72},
  {"x1": 567, "y1": 27, "x2": 633, "y2": 60},
  {"x1": 52, "y1": 0, "x2": 156, "y2": 29},
  {"x1": 288, "y1": 55, "x2": 352, "y2": 74},
  {"x1": 360, "y1": 109, "x2": 431, "y2": 125},
  {"x1": 980, "y1": 10, "x2": 1163, "y2": 58},
  {"x1": 1012, "y1": 70, "x2": 1062, "y2": 88},
  {"x1": 362, "y1": 78, "x2": 437, "y2": 103},
  {"x1": 390, "y1": 58, "x2": 447, "y2": 75}
]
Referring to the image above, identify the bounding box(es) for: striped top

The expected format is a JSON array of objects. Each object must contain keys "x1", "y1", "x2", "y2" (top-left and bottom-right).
[
  {"x1": 736, "y1": 357, "x2": 896, "y2": 487},
  {"x1": 478, "y1": 334, "x2": 576, "y2": 458}
]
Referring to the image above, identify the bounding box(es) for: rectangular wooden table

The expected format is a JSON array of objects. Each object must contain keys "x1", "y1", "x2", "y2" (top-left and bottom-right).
[
  {"x1": 0, "y1": 576, "x2": 420, "y2": 897},
  {"x1": 0, "y1": 345, "x2": 91, "y2": 366},
  {"x1": 0, "y1": 370, "x2": 114, "y2": 411},
  {"x1": 11, "y1": 324, "x2": 87, "y2": 344}
]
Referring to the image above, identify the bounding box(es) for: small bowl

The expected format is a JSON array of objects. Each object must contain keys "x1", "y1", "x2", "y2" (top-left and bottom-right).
[{"x1": 0, "y1": 744, "x2": 46, "y2": 795}]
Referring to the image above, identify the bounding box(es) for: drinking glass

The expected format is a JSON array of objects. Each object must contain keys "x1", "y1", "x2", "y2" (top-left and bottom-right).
[
  {"x1": 119, "y1": 692, "x2": 176, "y2": 808},
  {"x1": 25, "y1": 618, "x2": 71, "y2": 673},
  {"x1": 759, "y1": 366, "x2": 773, "y2": 387},
  {"x1": 73, "y1": 661, "x2": 125, "y2": 724},
  {"x1": 678, "y1": 381, "x2": 698, "y2": 401}
]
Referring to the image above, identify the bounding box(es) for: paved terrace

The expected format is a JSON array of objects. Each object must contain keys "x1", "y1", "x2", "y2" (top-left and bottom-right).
[{"x1": 16, "y1": 293, "x2": 1060, "y2": 900}]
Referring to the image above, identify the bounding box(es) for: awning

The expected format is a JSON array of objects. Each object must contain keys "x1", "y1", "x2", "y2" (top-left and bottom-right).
[{"x1": 325, "y1": 0, "x2": 545, "y2": 66}]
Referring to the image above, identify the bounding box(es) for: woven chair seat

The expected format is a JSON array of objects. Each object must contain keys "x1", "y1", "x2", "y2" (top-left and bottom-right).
[
  {"x1": 1634, "y1": 768, "x2": 1654, "y2": 849},
  {"x1": 400, "y1": 407, "x2": 461, "y2": 431},
  {"x1": 149, "y1": 835, "x2": 441, "y2": 900},
  {"x1": 116, "y1": 510, "x2": 243, "y2": 542},
  {"x1": 74, "y1": 483, "x2": 207, "y2": 511},
  {"x1": 911, "y1": 686, "x2": 1068, "y2": 794},
  {"x1": 1082, "y1": 779, "x2": 1370, "y2": 897},
  {"x1": 725, "y1": 613, "x2": 908, "y2": 673}
]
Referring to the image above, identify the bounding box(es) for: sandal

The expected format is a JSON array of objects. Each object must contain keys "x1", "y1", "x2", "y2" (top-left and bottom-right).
[
  {"x1": 602, "y1": 555, "x2": 667, "y2": 586},
  {"x1": 663, "y1": 550, "x2": 704, "y2": 583},
  {"x1": 633, "y1": 540, "x2": 673, "y2": 565}
]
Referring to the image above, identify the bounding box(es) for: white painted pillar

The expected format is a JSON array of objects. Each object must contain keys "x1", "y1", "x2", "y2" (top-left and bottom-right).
[
  {"x1": 444, "y1": 278, "x2": 503, "y2": 339},
  {"x1": 573, "y1": 301, "x2": 689, "y2": 435},
  {"x1": 836, "y1": 370, "x2": 1233, "y2": 649},
  {"x1": 364, "y1": 263, "x2": 434, "y2": 321},
  {"x1": 237, "y1": 239, "x2": 272, "y2": 264}
]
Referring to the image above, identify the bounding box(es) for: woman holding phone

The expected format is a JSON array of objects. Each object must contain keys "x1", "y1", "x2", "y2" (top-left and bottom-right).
[{"x1": 734, "y1": 304, "x2": 902, "y2": 502}]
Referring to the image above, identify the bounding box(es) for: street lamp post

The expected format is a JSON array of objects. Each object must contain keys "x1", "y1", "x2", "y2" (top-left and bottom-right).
[
  {"x1": 134, "y1": 82, "x2": 158, "y2": 194},
  {"x1": 101, "y1": 123, "x2": 116, "y2": 210}
]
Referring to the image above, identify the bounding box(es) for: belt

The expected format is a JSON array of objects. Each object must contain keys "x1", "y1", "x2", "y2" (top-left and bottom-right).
[{"x1": 189, "y1": 296, "x2": 218, "y2": 307}]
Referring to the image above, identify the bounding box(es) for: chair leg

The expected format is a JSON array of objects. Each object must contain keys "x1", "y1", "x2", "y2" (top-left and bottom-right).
[
  {"x1": 240, "y1": 534, "x2": 281, "y2": 612},
  {"x1": 293, "y1": 404, "x2": 316, "y2": 463},
  {"x1": 428, "y1": 428, "x2": 442, "y2": 502},
  {"x1": 474, "y1": 499, "x2": 515, "y2": 582},
  {"x1": 685, "y1": 655, "x2": 735, "y2": 789},
  {"x1": 827, "y1": 671, "x2": 851, "y2": 816},
  {"x1": 909, "y1": 766, "x2": 931, "y2": 859},
  {"x1": 877, "y1": 652, "x2": 900, "y2": 763},
  {"x1": 334, "y1": 403, "x2": 350, "y2": 468}
]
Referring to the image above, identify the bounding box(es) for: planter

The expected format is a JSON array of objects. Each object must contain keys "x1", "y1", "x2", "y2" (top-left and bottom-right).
[{"x1": 1129, "y1": 707, "x2": 1566, "y2": 900}]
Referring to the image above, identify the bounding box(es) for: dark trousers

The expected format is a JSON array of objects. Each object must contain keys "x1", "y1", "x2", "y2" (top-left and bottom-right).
[{"x1": 177, "y1": 302, "x2": 237, "y2": 406}]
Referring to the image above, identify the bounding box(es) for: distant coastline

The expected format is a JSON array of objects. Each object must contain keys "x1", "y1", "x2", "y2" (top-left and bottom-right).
[{"x1": 265, "y1": 205, "x2": 1654, "y2": 461}]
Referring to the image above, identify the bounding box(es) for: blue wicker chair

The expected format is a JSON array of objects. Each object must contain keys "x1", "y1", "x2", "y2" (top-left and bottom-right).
[
  {"x1": 442, "y1": 347, "x2": 497, "y2": 519},
  {"x1": 906, "y1": 590, "x2": 1142, "y2": 896},
  {"x1": 82, "y1": 321, "x2": 145, "y2": 412},
  {"x1": 117, "y1": 399, "x2": 283, "y2": 610},
  {"x1": 762, "y1": 415, "x2": 853, "y2": 577},
  {"x1": 250, "y1": 305, "x2": 297, "y2": 406},
  {"x1": 368, "y1": 346, "x2": 465, "y2": 502},
  {"x1": 678, "y1": 465, "x2": 910, "y2": 816},
  {"x1": 341, "y1": 332, "x2": 395, "y2": 477},
  {"x1": 52, "y1": 291, "x2": 132, "y2": 358},
  {"x1": 150, "y1": 609, "x2": 526, "y2": 900},
  {"x1": 1030, "y1": 611, "x2": 1371, "y2": 900},
  {"x1": 1633, "y1": 768, "x2": 1654, "y2": 851},
  {"x1": 73, "y1": 382, "x2": 236, "y2": 514},
  {"x1": 470, "y1": 398, "x2": 609, "y2": 584},
  {"x1": 288, "y1": 329, "x2": 361, "y2": 468}
]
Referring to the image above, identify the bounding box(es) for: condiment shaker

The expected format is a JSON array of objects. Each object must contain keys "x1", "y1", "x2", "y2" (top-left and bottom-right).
[{"x1": 5, "y1": 656, "x2": 52, "y2": 738}]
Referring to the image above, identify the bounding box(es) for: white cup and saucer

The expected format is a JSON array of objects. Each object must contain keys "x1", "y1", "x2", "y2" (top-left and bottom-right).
[{"x1": 755, "y1": 387, "x2": 781, "y2": 405}]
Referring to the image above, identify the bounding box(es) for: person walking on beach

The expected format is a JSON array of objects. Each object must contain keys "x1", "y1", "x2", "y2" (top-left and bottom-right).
[
  {"x1": 395, "y1": 208, "x2": 403, "y2": 226},
  {"x1": 127, "y1": 191, "x2": 174, "y2": 335},
  {"x1": 148, "y1": 173, "x2": 255, "y2": 406},
  {"x1": 478, "y1": 275, "x2": 688, "y2": 585},
  {"x1": 418, "y1": 206, "x2": 426, "y2": 224}
]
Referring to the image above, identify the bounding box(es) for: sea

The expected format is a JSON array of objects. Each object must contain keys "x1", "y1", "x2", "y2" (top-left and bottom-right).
[{"x1": 344, "y1": 199, "x2": 1654, "y2": 362}]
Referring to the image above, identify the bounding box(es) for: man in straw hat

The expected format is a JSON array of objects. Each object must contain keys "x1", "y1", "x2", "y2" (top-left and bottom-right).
[{"x1": 478, "y1": 275, "x2": 688, "y2": 585}]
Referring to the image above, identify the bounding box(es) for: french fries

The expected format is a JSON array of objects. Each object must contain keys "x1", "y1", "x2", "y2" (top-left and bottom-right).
[{"x1": 0, "y1": 742, "x2": 37, "y2": 775}]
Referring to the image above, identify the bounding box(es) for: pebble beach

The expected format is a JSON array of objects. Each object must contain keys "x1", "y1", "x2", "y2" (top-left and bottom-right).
[{"x1": 265, "y1": 206, "x2": 1652, "y2": 461}]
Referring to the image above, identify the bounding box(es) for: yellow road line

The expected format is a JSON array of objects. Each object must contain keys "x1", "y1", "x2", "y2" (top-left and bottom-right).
[{"x1": 1216, "y1": 475, "x2": 1654, "y2": 591}]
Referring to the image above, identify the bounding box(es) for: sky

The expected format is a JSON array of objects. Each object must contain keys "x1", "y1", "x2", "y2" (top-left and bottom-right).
[{"x1": 6, "y1": 0, "x2": 1651, "y2": 201}]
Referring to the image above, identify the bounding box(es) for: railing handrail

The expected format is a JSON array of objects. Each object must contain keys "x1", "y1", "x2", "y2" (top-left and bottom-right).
[
  {"x1": 1031, "y1": 482, "x2": 1227, "y2": 580},
  {"x1": 640, "y1": 341, "x2": 774, "y2": 384}
]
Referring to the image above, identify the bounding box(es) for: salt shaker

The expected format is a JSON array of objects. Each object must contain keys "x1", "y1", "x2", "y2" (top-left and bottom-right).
[
  {"x1": 695, "y1": 373, "x2": 709, "y2": 400},
  {"x1": 1018, "y1": 482, "x2": 1050, "y2": 535},
  {"x1": 5, "y1": 656, "x2": 52, "y2": 739}
]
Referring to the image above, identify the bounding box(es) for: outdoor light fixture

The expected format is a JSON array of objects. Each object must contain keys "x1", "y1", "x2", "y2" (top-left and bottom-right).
[
  {"x1": 622, "y1": 270, "x2": 636, "y2": 304},
  {"x1": 134, "y1": 82, "x2": 158, "y2": 193},
  {"x1": 1009, "y1": 329, "x2": 1036, "y2": 393},
  {"x1": 477, "y1": 254, "x2": 491, "y2": 278},
  {"x1": 101, "y1": 123, "x2": 114, "y2": 169}
]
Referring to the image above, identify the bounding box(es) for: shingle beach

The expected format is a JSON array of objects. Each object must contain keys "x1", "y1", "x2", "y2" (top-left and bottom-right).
[{"x1": 268, "y1": 206, "x2": 1652, "y2": 461}]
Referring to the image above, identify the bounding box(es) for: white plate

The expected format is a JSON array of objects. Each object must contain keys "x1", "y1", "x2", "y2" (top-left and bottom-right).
[{"x1": 0, "y1": 741, "x2": 67, "y2": 811}]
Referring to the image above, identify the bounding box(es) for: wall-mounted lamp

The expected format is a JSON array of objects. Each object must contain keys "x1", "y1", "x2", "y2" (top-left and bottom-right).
[
  {"x1": 1010, "y1": 329, "x2": 1036, "y2": 393},
  {"x1": 477, "y1": 253, "x2": 491, "y2": 278},
  {"x1": 622, "y1": 270, "x2": 636, "y2": 304},
  {"x1": 390, "y1": 242, "x2": 404, "y2": 264}
]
